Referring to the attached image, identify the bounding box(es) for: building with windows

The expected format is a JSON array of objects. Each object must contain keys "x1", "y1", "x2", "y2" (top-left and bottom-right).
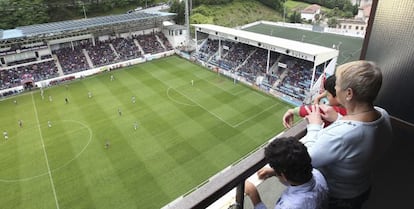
[
  {"x1": 333, "y1": 3, "x2": 371, "y2": 37},
  {"x1": 300, "y1": 4, "x2": 321, "y2": 22}
]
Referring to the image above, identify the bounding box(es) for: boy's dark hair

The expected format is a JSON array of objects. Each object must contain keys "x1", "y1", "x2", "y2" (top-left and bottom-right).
[
  {"x1": 324, "y1": 75, "x2": 336, "y2": 97},
  {"x1": 264, "y1": 137, "x2": 313, "y2": 184}
]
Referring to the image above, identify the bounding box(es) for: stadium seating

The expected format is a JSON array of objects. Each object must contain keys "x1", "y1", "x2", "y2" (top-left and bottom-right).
[
  {"x1": 0, "y1": 32, "x2": 175, "y2": 90},
  {"x1": 0, "y1": 26, "x2": 326, "y2": 106},
  {"x1": 54, "y1": 46, "x2": 90, "y2": 75},
  {"x1": 192, "y1": 36, "x2": 326, "y2": 103},
  {"x1": 111, "y1": 37, "x2": 142, "y2": 61}
]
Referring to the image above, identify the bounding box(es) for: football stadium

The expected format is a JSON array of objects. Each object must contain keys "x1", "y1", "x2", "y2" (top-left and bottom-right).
[{"x1": 0, "y1": 10, "x2": 362, "y2": 209}]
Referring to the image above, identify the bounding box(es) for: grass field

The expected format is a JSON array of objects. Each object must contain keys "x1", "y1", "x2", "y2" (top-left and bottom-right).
[
  {"x1": 242, "y1": 23, "x2": 364, "y2": 65},
  {"x1": 0, "y1": 56, "x2": 292, "y2": 209}
]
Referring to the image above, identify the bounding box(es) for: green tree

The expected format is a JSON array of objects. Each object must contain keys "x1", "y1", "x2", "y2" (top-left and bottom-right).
[
  {"x1": 289, "y1": 11, "x2": 301, "y2": 23},
  {"x1": 169, "y1": 0, "x2": 185, "y2": 25},
  {"x1": 299, "y1": 0, "x2": 357, "y2": 18},
  {"x1": 193, "y1": 0, "x2": 234, "y2": 7},
  {"x1": 46, "y1": 0, "x2": 80, "y2": 22},
  {"x1": 314, "y1": 13, "x2": 321, "y2": 24},
  {"x1": 258, "y1": 0, "x2": 283, "y2": 11},
  {"x1": 343, "y1": 11, "x2": 354, "y2": 18},
  {"x1": 0, "y1": 0, "x2": 49, "y2": 29},
  {"x1": 327, "y1": 17, "x2": 338, "y2": 28},
  {"x1": 326, "y1": 6, "x2": 340, "y2": 18}
]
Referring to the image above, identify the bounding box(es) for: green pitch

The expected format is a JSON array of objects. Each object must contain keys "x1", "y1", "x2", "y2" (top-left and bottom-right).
[
  {"x1": 0, "y1": 56, "x2": 292, "y2": 209},
  {"x1": 243, "y1": 23, "x2": 364, "y2": 65}
]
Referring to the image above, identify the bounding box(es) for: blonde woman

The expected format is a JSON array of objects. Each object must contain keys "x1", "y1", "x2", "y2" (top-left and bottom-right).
[
  {"x1": 260, "y1": 61, "x2": 392, "y2": 209},
  {"x1": 302, "y1": 60, "x2": 393, "y2": 209}
]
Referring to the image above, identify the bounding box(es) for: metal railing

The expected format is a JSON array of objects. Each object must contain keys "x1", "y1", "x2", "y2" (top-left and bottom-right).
[{"x1": 162, "y1": 120, "x2": 307, "y2": 209}]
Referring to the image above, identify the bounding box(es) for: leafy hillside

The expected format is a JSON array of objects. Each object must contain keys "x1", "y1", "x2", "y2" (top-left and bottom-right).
[
  {"x1": 190, "y1": 0, "x2": 283, "y2": 27},
  {"x1": 284, "y1": 0, "x2": 330, "y2": 15}
]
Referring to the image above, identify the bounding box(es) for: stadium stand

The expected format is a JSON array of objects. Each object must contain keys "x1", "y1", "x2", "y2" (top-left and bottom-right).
[
  {"x1": 53, "y1": 43, "x2": 90, "y2": 75},
  {"x1": 192, "y1": 24, "x2": 338, "y2": 105},
  {"x1": 111, "y1": 37, "x2": 142, "y2": 61},
  {"x1": 192, "y1": 38, "x2": 326, "y2": 102},
  {"x1": 137, "y1": 32, "x2": 167, "y2": 54},
  {"x1": 86, "y1": 40, "x2": 118, "y2": 67},
  {"x1": 1, "y1": 12, "x2": 337, "y2": 107},
  {"x1": 0, "y1": 12, "x2": 176, "y2": 93}
]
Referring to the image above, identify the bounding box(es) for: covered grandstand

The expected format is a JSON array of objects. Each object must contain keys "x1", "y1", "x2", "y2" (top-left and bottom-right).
[
  {"x1": 192, "y1": 24, "x2": 339, "y2": 105},
  {"x1": 1, "y1": 12, "x2": 338, "y2": 107},
  {"x1": 0, "y1": 11, "x2": 178, "y2": 95},
  {"x1": 0, "y1": 12, "x2": 175, "y2": 43}
]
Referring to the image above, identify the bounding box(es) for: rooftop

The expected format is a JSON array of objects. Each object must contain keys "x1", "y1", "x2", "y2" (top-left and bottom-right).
[
  {"x1": 0, "y1": 11, "x2": 175, "y2": 41},
  {"x1": 193, "y1": 24, "x2": 338, "y2": 66},
  {"x1": 301, "y1": 4, "x2": 321, "y2": 14}
]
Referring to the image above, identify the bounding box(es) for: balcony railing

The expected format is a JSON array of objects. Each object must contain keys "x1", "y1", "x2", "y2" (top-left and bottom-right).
[{"x1": 162, "y1": 120, "x2": 307, "y2": 209}]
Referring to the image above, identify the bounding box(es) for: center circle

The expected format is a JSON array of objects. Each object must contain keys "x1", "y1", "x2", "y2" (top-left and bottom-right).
[{"x1": 0, "y1": 120, "x2": 92, "y2": 183}]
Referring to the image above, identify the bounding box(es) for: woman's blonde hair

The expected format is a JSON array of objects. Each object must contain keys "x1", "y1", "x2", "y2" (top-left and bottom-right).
[{"x1": 336, "y1": 60, "x2": 382, "y2": 103}]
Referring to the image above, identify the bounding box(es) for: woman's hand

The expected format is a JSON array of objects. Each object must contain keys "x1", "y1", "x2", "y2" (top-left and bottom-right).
[
  {"x1": 319, "y1": 104, "x2": 339, "y2": 122},
  {"x1": 304, "y1": 104, "x2": 324, "y2": 125}
]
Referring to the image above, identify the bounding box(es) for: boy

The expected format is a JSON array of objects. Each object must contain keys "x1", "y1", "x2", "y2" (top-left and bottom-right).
[
  {"x1": 245, "y1": 137, "x2": 328, "y2": 209},
  {"x1": 282, "y1": 75, "x2": 346, "y2": 128}
]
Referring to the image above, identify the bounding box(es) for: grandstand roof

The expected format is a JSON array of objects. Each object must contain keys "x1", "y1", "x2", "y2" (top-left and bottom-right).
[
  {"x1": 0, "y1": 11, "x2": 175, "y2": 41},
  {"x1": 193, "y1": 24, "x2": 338, "y2": 66},
  {"x1": 301, "y1": 4, "x2": 321, "y2": 14}
]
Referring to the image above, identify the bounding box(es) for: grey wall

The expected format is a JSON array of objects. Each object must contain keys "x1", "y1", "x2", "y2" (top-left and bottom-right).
[
  {"x1": 361, "y1": 0, "x2": 414, "y2": 208},
  {"x1": 365, "y1": 0, "x2": 414, "y2": 124}
]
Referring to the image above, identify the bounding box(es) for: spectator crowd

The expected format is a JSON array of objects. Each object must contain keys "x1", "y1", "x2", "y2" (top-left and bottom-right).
[{"x1": 0, "y1": 32, "x2": 173, "y2": 90}]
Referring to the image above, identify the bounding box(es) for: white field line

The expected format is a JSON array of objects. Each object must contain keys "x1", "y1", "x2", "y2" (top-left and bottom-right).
[
  {"x1": 154, "y1": 70, "x2": 272, "y2": 128},
  {"x1": 0, "y1": 121, "x2": 92, "y2": 183},
  {"x1": 143, "y1": 70, "x2": 235, "y2": 127},
  {"x1": 194, "y1": 74, "x2": 246, "y2": 96},
  {"x1": 171, "y1": 86, "x2": 278, "y2": 128},
  {"x1": 233, "y1": 103, "x2": 279, "y2": 127},
  {"x1": 166, "y1": 87, "x2": 198, "y2": 106},
  {"x1": 169, "y1": 87, "x2": 235, "y2": 127},
  {"x1": 31, "y1": 93, "x2": 60, "y2": 209}
]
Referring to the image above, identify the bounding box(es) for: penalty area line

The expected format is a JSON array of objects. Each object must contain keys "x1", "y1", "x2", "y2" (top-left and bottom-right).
[
  {"x1": 233, "y1": 103, "x2": 279, "y2": 127},
  {"x1": 172, "y1": 87, "x2": 235, "y2": 127}
]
